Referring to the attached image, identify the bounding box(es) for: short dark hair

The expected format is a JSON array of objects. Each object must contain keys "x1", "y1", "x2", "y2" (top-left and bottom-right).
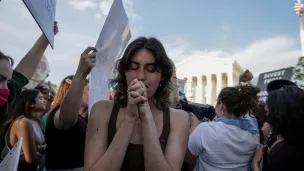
[
  {"x1": 217, "y1": 85, "x2": 260, "y2": 117},
  {"x1": 0, "y1": 51, "x2": 14, "y2": 66},
  {"x1": 35, "y1": 85, "x2": 49, "y2": 94},
  {"x1": 267, "y1": 85, "x2": 304, "y2": 146}
]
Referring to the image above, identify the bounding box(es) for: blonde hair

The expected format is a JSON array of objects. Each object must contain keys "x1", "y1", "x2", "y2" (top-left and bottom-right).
[{"x1": 51, "y1": 75, "x2": 74, "y2": 111}]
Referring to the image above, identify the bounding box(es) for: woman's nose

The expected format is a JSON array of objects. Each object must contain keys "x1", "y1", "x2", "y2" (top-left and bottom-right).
[{"x1": 137, "y1": 69, "x2": 145, "y2": 81}]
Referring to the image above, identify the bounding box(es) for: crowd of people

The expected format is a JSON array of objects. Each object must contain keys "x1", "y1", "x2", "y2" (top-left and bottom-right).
[{"x1": 0, "y1": 2, "x2": 304, "y2": 171}]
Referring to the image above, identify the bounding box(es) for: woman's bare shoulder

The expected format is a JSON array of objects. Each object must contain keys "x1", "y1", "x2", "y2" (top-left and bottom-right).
[
  {"x1": 89, "y1": 100, "x2": 115, "y2": 124},
  {"x1": 169, "y1": 108, "x2": 189, "y2": 125},
  {"x1": 13, "y1": 117, "x2": 31, "y2": 129}
]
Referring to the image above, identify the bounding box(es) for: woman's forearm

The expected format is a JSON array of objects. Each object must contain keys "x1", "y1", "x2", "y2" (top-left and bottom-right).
[
  {"x1": 15, "y1": 34, "x2": 49, "y2": 80},
  {"x1": 253, "y1": 164, "x2": 261, "y2": 171},
  {"x1": 58, "y1": 71, "x2": 86, "y2": 129},
  {"x1": 90, "y1": 118, "x2": 136, "y2": 171},
  {"x1": 141, "y1": 114, "x2": 173, "y2": 171}
]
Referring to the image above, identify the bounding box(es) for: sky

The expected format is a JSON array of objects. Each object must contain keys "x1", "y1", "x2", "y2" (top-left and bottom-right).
[{"x1": 0, "y1": 0, "x2": 302, "y2": 86}]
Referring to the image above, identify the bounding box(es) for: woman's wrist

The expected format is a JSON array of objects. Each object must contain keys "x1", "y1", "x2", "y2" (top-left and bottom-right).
[{"x1": 252, "y1": 163, "x2": 261, "y2": 171}]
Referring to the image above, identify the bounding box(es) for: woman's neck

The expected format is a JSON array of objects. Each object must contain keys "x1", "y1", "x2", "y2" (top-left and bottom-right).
[
  {"x1": 220, "y1": 112, "x2": 237, "y2": 119},
  {"x1": 148, "y1": 97, "x2": 158, "y2": 108},
  {"x1": 28, "y1": 110, "x2": 44, "y2": 119}
]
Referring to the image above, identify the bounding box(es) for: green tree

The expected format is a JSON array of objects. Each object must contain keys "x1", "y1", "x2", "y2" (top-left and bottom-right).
[{"x1": 294, "y1": 56, "x2": 304, "y2": 86}]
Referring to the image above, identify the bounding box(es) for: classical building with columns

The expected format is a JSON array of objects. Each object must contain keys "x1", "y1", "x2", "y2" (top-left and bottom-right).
[{"x1": 175, "y1": 56, "x2": 244, "y2": 106}]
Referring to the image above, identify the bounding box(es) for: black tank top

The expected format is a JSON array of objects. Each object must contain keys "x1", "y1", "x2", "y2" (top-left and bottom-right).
[
  {"x1": 45, "y1": 106, "x2": 87, "y2": 170},
  {"x1": 107, "y1": 103, "x2": 170, "y2": 171}
]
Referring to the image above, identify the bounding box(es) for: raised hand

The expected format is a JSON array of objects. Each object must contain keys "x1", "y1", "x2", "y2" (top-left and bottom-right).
[
  {"x1": 76, "y1": 47, "x2": 97, "y2": 77},
  {"x1": 294, "y1": 2, "x2": 304, "y2": 17},
  {"x1": 239, "y1": 69, "x2": 253, "y2": 83},
  {"x1": 126, "y1": 79, "x2": 147, "y2": 121}
]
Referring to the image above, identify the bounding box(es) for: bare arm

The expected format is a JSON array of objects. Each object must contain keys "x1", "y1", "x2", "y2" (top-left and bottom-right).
[
  {"x1": 183, "y1": 113, "x2": 200, "y2": 171},
  {"x1": 54, "y1": 72, "x2": 86, "y2": 130},
  {"x1": 14, "y1": 34, "x2": 48, "y2": 80},
  {"x1": 252, "y1": 145, "x2": 267, "y2": 171},
  {"x1": 141, "y1": 109, "x2": 189, "y2": 171},
  {"x1": 261, "y1": 122, "x2": 272, "y2": 142},
  {"x1": 253, "y1": 164, "x2": 261, "y2": 171},
  {"x1": 84, "y1": 101, "x2": 136, "y2": 171},
  {"x1": 16, "y1": 119, "x2": 41, "y2": 164},
  {"x1": 54, "y1": 47, "x2": 96, "y2": 130}
]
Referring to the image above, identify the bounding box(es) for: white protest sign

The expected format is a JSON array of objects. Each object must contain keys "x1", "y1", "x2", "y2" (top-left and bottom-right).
[
  {"x1": 23, "y1": 0, "x2": 56, "y2": 49},
  {"x1": 0, "y1": 138, "x2": 23, "y2": 171},
  {"x1": 24, "y1": 55, "x2": 50, "y2": 89},
  {"x1": 89, "y1": 0, "x2": 131, "y2": 114},
  {"x1": 32, "y1": 55, "x2": 50, "y2": 82}
]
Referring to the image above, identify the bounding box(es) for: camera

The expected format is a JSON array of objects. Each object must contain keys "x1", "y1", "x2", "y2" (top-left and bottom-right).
[{"x1": 176, "y1": 91, "x2": 216, "y2": 121}]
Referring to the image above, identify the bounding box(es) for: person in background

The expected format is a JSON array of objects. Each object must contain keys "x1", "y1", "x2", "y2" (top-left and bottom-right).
[
  {"x1": 45, "y1": 47, "x2": 96, "y2": 171},
  {"x1": 181, "y1": 69, "x2": 258, "y2": 171},
  {"x1": 252, "y1": 86, "x2": 304, "y2": 171},
  {"x1": 0, "y1": 21, "x2": 59, "y2": 127},
  {"x1": 85, "y1": 37, "x2": 189, "y2": 171},
  {"x1": 0, "y1": 52, "x2": 14, "y2": 108},
  {"x1": 188, "y1": 83, "x2": 260, "y2": 170},
  {"x1": 0, "y1": 89, "x2": 47, "y2": 171},
  {"x1": 35, "y1": 85, "x2": 54, "y2": 130},
  {"x1": 260, "y1": 79, "x2": 297, "y2": 146}
]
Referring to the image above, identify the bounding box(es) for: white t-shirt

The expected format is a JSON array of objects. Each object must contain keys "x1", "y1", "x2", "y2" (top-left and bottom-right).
[{"x1": 188, "y1": 121, "x2": 259, "y2": 171}]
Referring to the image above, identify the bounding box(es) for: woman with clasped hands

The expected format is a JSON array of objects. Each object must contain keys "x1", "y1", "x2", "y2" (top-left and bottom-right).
[{"x1": 84, "y1": 37, "x2": 189, "y2": 171}]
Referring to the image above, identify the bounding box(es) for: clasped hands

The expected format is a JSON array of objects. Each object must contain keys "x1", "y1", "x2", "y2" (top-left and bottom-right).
[{"x1": 125, "y1": 79, "x2": 152, "y2": 121}]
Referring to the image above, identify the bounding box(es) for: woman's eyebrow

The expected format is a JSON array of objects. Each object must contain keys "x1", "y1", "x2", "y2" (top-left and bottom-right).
[{"x1": 130, "y1": 61, "x2": 155, "y2": 65}]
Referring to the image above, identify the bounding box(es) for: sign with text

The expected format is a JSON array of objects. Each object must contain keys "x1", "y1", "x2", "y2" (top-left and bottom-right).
[
  {"x1": 89, "y1": 0, "x2": 131, "y2": 114},
  {"x1": 257, "y1": 67, "x2": 294, "y2": 101},
  {"x1": 23, "y1": 0, "x2": 56, "y2": 49},
  {"x1": 24, "y1": 55, "x2": 50, "y2": 89}
]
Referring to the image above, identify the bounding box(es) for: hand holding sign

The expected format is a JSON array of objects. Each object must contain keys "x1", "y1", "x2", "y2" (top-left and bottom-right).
[
  {"x1": 294, "y1": 2, "x2": 304, "y2": 17},
  {"x1": 76, "y1": 47, "x2": 97, "y2": 78}
]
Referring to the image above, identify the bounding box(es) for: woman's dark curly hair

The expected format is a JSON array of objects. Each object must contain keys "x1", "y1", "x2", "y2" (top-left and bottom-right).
[
  {"x1": 267, "y1": 85, "x2": 304, "y2": 146},
  {"x1": 217, "y1": 85, "x2": 260, "y2": 117},
  {"x1": 109, "y1": 37, "x2": 175, "y2": 109}
]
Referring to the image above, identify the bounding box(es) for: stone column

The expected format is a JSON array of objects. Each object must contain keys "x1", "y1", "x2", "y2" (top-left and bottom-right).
[
  {"x1": 206, "y1": 74, "x2": 212, "y2": 105},
  {"x1": 202, "y1": 76, "x2": 206, "y2": 104},
  {"x1": 216, "y1": 73, "x2": 222, "y2": 97},
  {"x1": 185, "y1": 77, "x2": 193, "y2": 101},
  {"x1": 227, "y1": 72, "x2": 234, "y2": 86},
  {"x1": 195, "y1": 76, "x2": 203, "y2": 103}
]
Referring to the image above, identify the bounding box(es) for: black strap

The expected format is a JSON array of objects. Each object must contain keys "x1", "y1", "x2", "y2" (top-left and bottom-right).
[{"x1": 108, "y1": 103, "x2": 120, "y2": 141}]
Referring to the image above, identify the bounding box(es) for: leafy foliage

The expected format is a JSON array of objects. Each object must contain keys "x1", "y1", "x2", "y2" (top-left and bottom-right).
[{"x1": 294, "y1": 56, "x2": 304, "y2": 86}]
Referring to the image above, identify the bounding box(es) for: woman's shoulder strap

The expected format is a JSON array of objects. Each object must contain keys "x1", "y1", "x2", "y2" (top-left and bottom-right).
[
  {"x1": 108, "y1": 102, "x2": 120, "y2": 141},
  {"x1": 159, "y1": 107, "x2": 170, "y2": 143}
]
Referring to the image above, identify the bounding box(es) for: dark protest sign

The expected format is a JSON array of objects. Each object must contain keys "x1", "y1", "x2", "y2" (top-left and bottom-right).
[{"x1": 256, "y1": 67, "x2": 294, "y2": 101}]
